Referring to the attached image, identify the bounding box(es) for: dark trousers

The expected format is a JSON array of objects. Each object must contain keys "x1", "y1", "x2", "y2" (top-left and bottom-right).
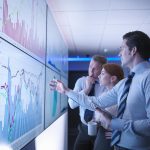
[
  {"x1": 94, "y1": 126, "x2": 114, "y2": 150},
  {"x1": 73, "y1": 123, "x2": 95, "y2": 150}
]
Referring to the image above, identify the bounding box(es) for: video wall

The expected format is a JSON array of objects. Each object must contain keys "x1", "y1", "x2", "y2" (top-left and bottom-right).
[{"x1": 0, "y1": 0, "x2": 68, "y2": 149}]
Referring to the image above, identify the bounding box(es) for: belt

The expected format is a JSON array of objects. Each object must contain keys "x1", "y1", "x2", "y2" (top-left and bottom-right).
[{"x1": 115, "y1": 146, "x2": 130, "y2": 150}]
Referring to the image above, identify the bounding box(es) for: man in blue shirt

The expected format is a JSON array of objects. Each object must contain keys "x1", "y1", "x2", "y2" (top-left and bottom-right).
[
  {"x1": 68, "y1": 55, "x2": 107, "y2": 150},
  {"x1": 50, "y1": 31, "x2": 150, "y2": 150}
]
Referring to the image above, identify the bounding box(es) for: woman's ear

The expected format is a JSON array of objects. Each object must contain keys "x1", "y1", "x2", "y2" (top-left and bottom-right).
[{"x1": 111, "y1": 76, "x2": 117, "y2": 84}]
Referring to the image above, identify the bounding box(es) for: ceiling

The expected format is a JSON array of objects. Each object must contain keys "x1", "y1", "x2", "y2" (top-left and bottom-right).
[{"x1": 47, "y1": 0, "x2": 150, "y2": 57}]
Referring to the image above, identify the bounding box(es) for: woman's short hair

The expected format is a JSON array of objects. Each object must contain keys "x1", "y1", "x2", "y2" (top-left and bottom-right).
[{"x1": 102, "y1": 63, "x2": 124, "y2": 82}]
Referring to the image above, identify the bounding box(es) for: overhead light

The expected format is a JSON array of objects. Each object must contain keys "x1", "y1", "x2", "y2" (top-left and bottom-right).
[{"x1": 104, "y1": 48, "x2": 108, "y2": 53}]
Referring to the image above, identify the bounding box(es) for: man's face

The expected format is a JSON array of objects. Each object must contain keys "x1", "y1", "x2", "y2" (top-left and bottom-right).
[
  {"x1": 119, "y1": 39, "x2": 133, "y2": 68},
  {"x1": 88, "y1": 59, "x2": 102, "y2": 79}
]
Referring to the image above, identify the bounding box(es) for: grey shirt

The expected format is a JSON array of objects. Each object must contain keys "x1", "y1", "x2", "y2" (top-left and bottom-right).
[
  {"x1": 67, "y1": 61, "x2": 150, "y2": 150},
  {"x1": 68, "y1": 76, "x2": 106, "y2": 125}
]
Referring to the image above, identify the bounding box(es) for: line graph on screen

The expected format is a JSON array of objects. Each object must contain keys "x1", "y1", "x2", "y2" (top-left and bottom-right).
[{"x1": 0, "y1": 38, "x2": 45, "y2": 149}]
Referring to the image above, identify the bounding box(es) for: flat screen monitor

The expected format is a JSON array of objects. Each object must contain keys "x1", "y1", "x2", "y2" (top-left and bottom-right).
[
  {"x1": 45, "y1": 67, "x2": 61, "y2": 128},
  {"x1": 1, "y1": 0, "x2": 46, "y2": 63},
  {"x1": 60, "y1": 76, "x2": 68, "y2": 113},
  {"x1": 46, "y1": 8, "x2": 62, "y2": 72},
  {"x1": 0, "y1": 38, "x2": 45, "y2": 149}
]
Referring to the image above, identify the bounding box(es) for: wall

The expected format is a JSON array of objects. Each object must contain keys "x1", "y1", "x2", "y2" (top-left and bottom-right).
[{"x1": 35, "y1": 112, "x2": 68, "y2": 150}]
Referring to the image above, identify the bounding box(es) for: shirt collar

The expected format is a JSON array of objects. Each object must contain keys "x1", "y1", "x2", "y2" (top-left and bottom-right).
[{"x1": 130, "y1": 61, "x2": 150, "y2": 74}]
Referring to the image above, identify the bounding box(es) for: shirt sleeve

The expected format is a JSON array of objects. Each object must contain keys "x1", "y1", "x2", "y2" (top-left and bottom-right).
[
  {"x1": 67, "y1": 86, "x2": 118, "y2": 111},
  {"x1": 132, "y1": 77, "x2": 150, "y2": 136},
  {"x1": 111, "y1": 75, "x2": 150, "y2": 137}
]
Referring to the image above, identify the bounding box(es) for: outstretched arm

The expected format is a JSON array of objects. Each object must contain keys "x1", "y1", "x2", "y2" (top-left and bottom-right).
[{"x1": 49, "y1": 79, "x2": 117, "y2": 111}]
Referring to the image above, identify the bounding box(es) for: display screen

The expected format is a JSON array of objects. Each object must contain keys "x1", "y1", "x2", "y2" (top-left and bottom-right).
[
  {"x1": 46, "y1": 8, "x2": 68, "y2": 77},
  {"x1": 0, "y1": 38, "x2": 45, "y2": 149},
  {"x1": 46, "y1": 9, "x2": 62, "y2": 72},
  {"x1": 1, "y1": 0, "x2": 46, "y2": 63},
  {"x1": 45, "y1": 67, "x2": 61, "y2": 128},
  {"x1": 60, "y1": 76, "x2": 68, "y2": 113}
]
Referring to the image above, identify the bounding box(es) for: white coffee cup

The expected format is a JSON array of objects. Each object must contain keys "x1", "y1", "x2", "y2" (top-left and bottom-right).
[{"x1": 88, "y1": 121, "x2": 97, "y2": 136}]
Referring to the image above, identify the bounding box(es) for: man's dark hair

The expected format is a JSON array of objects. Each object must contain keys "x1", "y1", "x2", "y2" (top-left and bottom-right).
[
  {"x1": 92, "y1": 55, "x2": 107, "y2": 65},
  {"x1": 123, "y1": 31, "x2": 150, "y2": 60}
]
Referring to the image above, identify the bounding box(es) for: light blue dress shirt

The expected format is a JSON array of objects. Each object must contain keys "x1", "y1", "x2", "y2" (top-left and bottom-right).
[
  {"x1": 67, "y1": 61, "x2": 150, "y2": 150},
  {"x1": 68, "y1": 76, "x2": 106, "y2": 125}
]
